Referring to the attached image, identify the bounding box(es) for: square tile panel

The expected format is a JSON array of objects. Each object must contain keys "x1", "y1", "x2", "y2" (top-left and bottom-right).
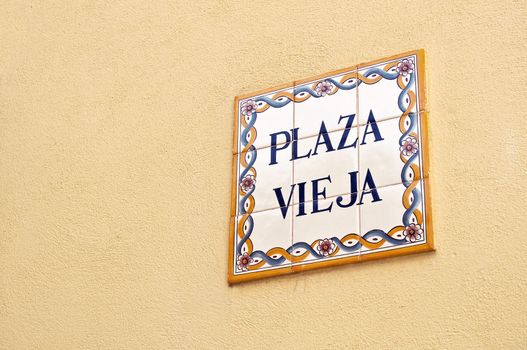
[
  {"x1": 293, "y1": 128, "x2": 359, "y2": 205},
  {"x1": 229, "y1": 206, "x2": 293, "y2": 283},
  {"x1": 359, "y1": 179, "x2": 433, "y2": 260},
  {"x1": 357, "y1": 51, "x2": 425, "y2": 125},
  {"x1": 229, "y1": 49, "x2": 432, "y2": 283},
  {"x1": 234, "y1": 84, "x2": 294, "y2": 153},
  {"x1": 234, "y1": 142, "x2": 293, "y2": 215},
  {"x1": 358, "y1": 111, "x2": 429, "y2": 190},
  {"x1": 294, "y1": 68, "x2": 358, "y2": 138},
  {"x1": 292, "y1": 196, "x2": 360, "y2": 271}
]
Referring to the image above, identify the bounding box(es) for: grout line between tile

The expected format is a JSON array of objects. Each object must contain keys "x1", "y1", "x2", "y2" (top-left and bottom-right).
[
  {"x1": 268, "y1": 111, "x2": 405, "y2": 154},
  {"x1": 235, "y1": 98, "x2": 417, "y2": 155},
  {"x1": 236, "y1": 169, "x2": 426, "y2": 218},
  {"x1": 357, "y1": 113, "x2": 409, "y2": 126},
  {"x1": 291, "y1": 84, "x2": 296, "y2": 270},
  {"x1": 356, "y1": 75, "x2": 362, "y2": 261}
]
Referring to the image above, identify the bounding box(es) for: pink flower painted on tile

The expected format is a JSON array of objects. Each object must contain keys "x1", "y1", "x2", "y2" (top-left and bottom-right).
[
  {"x1": 396, "y1": 58, "x2": 415, "y2": 76},
  {"x1": 237, "y1": 253, "x2": 253, "y2": 271},
  {"x1": 403, "y1": 224, "x2": 423, "y2": 243},
  {"x1": 400, "y1": 136, "x2": 419, "y2": 156},
  {"x1": 241, "y1": 99, "x2": 258, "y2": 116},
  {"x1": 314, "y1": 80, "x2": 333, "y2": 97},
  {"x1": 317, "y1": 238, "x2": 336, "y2": 256},
  {"x1": 240, "y1": 174, "x2": 256, "y2": 192}
]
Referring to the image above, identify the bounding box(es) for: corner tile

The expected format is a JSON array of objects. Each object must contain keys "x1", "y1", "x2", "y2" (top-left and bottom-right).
[
  {"x1": 230, "y1": 206, "x2": 293, "y2": 282},
  {"x1": 358, "y1": 52, "x2": 423, "y2": 125},
  {"x1": 234, "y1": 85, "x2": 294, "y2": 153},
  {"x1": 359, "y1": 179, "x2": 433, "y2": 260}
]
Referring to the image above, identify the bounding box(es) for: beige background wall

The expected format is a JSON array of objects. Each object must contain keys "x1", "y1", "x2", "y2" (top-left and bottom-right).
[{"x1": 1, "y1": 1, "x2": 526, "y2": 349}]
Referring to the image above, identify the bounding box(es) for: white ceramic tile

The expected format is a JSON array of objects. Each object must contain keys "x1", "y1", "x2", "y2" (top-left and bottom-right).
[
  {"x1": 233, "y1": 206, "x2": 293, "y2": 275},
  {"x1": 230, "y1": 51, "x2": 431, "y2": 282},
  {"x1": 358, "y1": 114, "x2": 423, "y2": 189},
  {"x1": 294, "y1": 70, "x2": 358, "y2": 138},
  {"x1": 292, "y1": 196, "x2": 360, "y2": 265},
  {"x1": 359, "y1": 179, "x2": 428, "y2": 256},
  {"x1": 293, "y1": 129, "x2": 359, "y2": 204},
  {"x1": 235, "y1": 142, "x2": 293, "y2": 215},
  {"x1": 237, "y1": 86, "x2": 294, "y2": 152},
  {"x1": 358, "y1": 54, "x2": 419, "y2": 125}
]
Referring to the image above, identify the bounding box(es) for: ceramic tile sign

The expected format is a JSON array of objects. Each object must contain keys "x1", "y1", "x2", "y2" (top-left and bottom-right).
[{"x1": 229, "y1": 49, "x2": 433, "y2": 283}]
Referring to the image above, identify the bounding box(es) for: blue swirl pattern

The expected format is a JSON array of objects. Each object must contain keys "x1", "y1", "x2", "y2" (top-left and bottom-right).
[{"x1": 236, "y1": 61, "x2": 422, "y2": 269}]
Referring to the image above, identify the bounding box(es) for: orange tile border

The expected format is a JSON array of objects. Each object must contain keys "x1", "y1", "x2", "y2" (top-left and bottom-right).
[{"x1": 229, "y1": 49, "x2": 433, "y2": 284}]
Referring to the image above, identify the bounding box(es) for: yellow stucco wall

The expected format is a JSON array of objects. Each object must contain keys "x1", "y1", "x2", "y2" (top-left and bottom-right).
[{"x1": 1, "y1": 1, "x2": 526, "y2": 349}]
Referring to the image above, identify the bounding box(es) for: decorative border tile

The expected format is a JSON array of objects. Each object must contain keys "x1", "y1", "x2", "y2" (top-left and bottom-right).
[
  {"x1": 294, "y1": 69, "x2": 358, "y2": 138},
  {"x1": 359, "y1": 178, "x2": 434, "y2": 262},
  {"x1": 229, "y1": 49, "x2": 432, "y2": 284},
  {"x1": 232, "y1": 206, "x2": 293, "y2": 277},
  {"x1": 357, "y1": 50, "x2": 427, "y2": 119},
  {"x1": 233, "y1": 85, "x2": 294, "y2": 153},
  {"x1": 291, "y1": 195, "x2": 360, "y2": 271},
  {"x1": 358, "y1": 111, "x2": 429, "y2": 189},
  {"x1": 234, "y1": 143, "x2": 293, "y2": 215}
]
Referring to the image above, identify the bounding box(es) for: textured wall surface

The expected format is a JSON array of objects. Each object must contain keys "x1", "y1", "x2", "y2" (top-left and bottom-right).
[{"x1": 1, "y1": 1, "x2": 526, "y2": 349}]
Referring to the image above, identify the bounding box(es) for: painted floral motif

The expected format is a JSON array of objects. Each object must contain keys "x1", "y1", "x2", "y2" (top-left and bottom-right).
[
  {"x1": 403, "y1": 224, "x2": 423, "y2": 243},
  {"x1": 314, "y1": 80, "x2": 333, "y2": 97},
  {"x1": 241, "y1": 99, "x2": 258, "y2": 116},
  {"x1": 240, "y1": 174, "x2": 256, "y2": 192},
  {"x1": 237, "y1": 252, "x2": 253, "y2": 271},
  {"x1": 317, "y1": 238, "x2": 336, "y2": 257},
  {"x1": 396, "y1": 58, "x2": 414, "y2": 76},
  {"x1": 400, "y1": 136, "x2": 419, "y2": 156}
]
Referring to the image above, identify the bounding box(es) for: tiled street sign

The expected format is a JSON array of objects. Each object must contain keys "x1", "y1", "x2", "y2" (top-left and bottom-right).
[{"x1": 229, "y1": 49, "x2": 433, "y2": 283}]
